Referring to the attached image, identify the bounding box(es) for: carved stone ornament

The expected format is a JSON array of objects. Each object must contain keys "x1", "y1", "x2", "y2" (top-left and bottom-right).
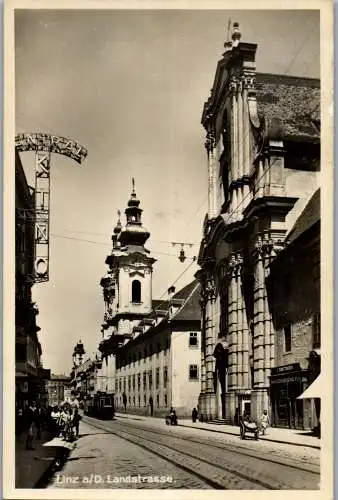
[
  {"x1": 204, "y1": 127, "x2": 216, "y2": 152},
  {"x1": 205, "y1": 274, "x2": 217, "y2": 302},
  {"x1": 226, "y1": 252, "x2": 243, "y2": 278},
  {"x1": 254, "y1": 234, "x2": 285, "y2": 259},
  {"x1": 229, "y1": 76, "x2": 239, "y2": 95},
  {"x1": 243, "y1": 71, "x2": 256, "y2": 91}
]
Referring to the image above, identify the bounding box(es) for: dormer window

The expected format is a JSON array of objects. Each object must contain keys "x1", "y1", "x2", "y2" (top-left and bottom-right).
[{"x1": 132, "y1": 280, "x2": 141, "y2": 303}]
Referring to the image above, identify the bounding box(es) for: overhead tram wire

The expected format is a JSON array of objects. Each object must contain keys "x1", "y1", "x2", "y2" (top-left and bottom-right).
[
  {"x1": 50, "y1": 233, "x2": 196, "y2": 261},
  {"x1": 283, "y1": 20, "x2": 318, "y2": 76},
  {"x1": 52, "y1": 229, "x2": 197, "y2": 313},
  {"x1": 150, "y1": 258, "x2": 198, "y2": 315}
]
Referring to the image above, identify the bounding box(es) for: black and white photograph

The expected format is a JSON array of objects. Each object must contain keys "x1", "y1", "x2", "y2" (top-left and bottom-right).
[{"x1": 3, "y1": 0, "x2": 333, "y2": 497}]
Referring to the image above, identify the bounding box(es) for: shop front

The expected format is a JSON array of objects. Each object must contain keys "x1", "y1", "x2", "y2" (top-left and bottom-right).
[{"x1": 269, "y1": 363, "x2": 311, "y2": 430}]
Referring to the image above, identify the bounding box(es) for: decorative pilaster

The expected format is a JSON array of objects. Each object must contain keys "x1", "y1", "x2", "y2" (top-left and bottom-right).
[
  {"x1": 235, "y1": 256, "x2": 243, "y2": 389},
  {"x1": 237, "y1": 80, "x2": 244, "y2": 180},
  {"x1": 227, "y1": 254, "x2": 237, "y2": 390},
  {"x1": 251, "y1": 233, "x2": 284, "y2": 419},
  {"x1": 242, "y1": 71, "x2": 255, "y2": 205},
  {"x1": 230, "y1": 77, "x2": 239, "y2": 186},
  {"x1": 205, "y1": 126, "x2": 218, "y2": 218}
]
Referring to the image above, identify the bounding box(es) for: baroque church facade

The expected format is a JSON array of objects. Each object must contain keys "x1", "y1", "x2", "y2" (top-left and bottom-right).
[{"x1": 196, "y1": 23, "x2": 320, "y2": 427}]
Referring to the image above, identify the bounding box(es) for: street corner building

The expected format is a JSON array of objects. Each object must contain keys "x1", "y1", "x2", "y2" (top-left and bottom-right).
[
  {"x1": 95, "y1": 182, "x2": 201, "y2": 417},
  {"x1": 196, "y1": 23, "x2": 320, "y2": 429},
  {"x1": 15, "y1": 148, "x2": 50, "y2": 408}
]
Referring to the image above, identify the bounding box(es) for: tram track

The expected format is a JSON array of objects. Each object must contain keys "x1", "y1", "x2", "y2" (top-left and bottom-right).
[
  {"x1": 83, "y1": 416, "x2": 320, "y2": 490},
  {"x1": 112, "y1": 416, "x2": 320, "y2": 473}
]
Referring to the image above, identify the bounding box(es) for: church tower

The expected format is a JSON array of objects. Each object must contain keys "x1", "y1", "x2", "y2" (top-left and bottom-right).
[
  {"x1": 101, "y1": 179, "x2": 156, "y2": 343},
  {"x1": 72, "y1": 339, "x2": 85, "y2": 368}
]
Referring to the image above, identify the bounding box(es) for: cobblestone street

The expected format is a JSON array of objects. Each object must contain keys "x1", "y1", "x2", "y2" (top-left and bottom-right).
[
  {"x1": 48, "y1": 421, "x2": 210, "y2": 489},
  {"x1": 47, "y1": 417, "x2": 320, "y2": 490}
]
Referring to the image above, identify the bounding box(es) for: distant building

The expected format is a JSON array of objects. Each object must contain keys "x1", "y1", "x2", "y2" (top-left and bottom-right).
[
  {"x1": 46, "y1": 374, "x2": 71, "y2": 407},
  {"x1": 196, "y1": 22, "x2": 320, "y2": 426},
  {"x1": 98, "y1": 182, "x2": 201, "y2": 417},
  {"x1": 69, "y1": 345, "x2": 102, "y2": 402},
  {"x1": 15, "y1": 149, "x2": 50, "y2": 407}
]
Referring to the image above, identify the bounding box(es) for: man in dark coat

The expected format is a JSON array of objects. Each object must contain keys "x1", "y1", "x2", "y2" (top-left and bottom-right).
[{"x1": 25, "y1": 401, "x2": 37, "y2": 450}]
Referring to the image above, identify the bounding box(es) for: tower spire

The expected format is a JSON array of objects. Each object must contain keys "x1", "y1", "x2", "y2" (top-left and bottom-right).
[{"x1": 118, "y1": 180, "x2": 150, "y2": 247}]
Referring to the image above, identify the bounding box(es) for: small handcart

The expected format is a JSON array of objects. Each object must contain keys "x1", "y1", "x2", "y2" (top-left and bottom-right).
[{"x1": 239, "y1": 419, "x2": 259, "y2": 440}]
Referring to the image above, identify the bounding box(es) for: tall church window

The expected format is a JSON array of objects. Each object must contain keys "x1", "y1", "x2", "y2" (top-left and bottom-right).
[{"x1": 132, "y1": 280, "x2": 141, "y2": 303}]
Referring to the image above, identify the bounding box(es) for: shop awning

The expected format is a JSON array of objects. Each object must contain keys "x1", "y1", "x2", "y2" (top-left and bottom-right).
[{"x1": 297, "y1": 374, "x2": 322, "y2": 399}]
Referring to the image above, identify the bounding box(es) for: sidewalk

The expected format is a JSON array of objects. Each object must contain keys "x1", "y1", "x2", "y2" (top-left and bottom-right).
[
  {"x1": 15, "y1": 430, "x2": 72, "y2": 488},
  {"x1": 114, "y1": 412, "x2": 320, "y2": 450}
]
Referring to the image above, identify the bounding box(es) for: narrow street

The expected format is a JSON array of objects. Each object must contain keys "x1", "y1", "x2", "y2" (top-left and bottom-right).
[{"x1": 46, "y1": 416, "x2": 320, "y2": 490}]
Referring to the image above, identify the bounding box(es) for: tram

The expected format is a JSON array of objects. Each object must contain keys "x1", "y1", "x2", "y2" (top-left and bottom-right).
[{"x1": 84, "y1": 393, "x2": 115, "y2": 420}]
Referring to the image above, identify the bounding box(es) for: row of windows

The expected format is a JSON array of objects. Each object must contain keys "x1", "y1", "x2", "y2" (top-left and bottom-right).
[
  {"x1": 119, "y1": 393, "x2": 168, "y2": 408},
  {"x1": 116, "y1": 368, "x2": 168, "y2": 392},
  {"x1": 115, "y1": 365, "x2": 199, "y2": 393},
  {"x1": 117, "y1": 333, "x2": 199, "y2": 369}
]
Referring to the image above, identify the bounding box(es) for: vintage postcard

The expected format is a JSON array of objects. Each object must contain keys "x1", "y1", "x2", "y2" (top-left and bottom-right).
[{"x1": 3, "y1": 0, "x2": 333, "y2": 498}]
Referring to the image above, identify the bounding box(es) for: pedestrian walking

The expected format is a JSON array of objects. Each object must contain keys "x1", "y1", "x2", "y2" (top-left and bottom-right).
[
  {"x1": 35, "y1": 402, "x2": 42, "y2": 440},
  {"x1": 15, "y1": 407, "x2": 24, "y2": 440},
  {"x1": 260, "y1": 410, "x2": 270, "y2": 435},
  {"x1": 149, "y1": 396, "x2": 154, "y2": 417},
  {"x1": 25, "y1": 401, "x2": 37, "y2": 450},
  {"x1": 192, "y1": 407, "x2": 198, "y2": 423},
  {"x1": 122, "y1": 392, "x2": 127, "y2": 413},
  {"x1": 72, "y1": 407, "x2": 82, "y2": 438}
]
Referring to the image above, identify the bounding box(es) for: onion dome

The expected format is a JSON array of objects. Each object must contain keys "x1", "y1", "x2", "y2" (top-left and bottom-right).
[
  {"x1": 118, "y1": 178, "x2": 150, "y2": 247},
  {"x1": 74, "y1": 339, "x2": 85, "y2": 356},
  {"x1": 112, "y1": 210, "x2": 122, "y2": 248}
]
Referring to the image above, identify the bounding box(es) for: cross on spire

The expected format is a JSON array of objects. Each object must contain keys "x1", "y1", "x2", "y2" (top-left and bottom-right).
[{"x1": 132, "y1": 177, "x2": 135, "y2": 194}]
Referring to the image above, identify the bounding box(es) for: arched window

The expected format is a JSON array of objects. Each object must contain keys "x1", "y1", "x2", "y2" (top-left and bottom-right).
[{"x1": 132, "y1": 279, "x2": 141, "y2": 303}]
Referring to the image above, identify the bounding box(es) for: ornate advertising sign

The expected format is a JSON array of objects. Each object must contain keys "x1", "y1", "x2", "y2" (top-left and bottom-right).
[
  {"x1": 15, "y1": 133, "x2": 88, "y2": 165},
  {"x1": 16, "y1": 133, "x2": 87, "y2": 283}
]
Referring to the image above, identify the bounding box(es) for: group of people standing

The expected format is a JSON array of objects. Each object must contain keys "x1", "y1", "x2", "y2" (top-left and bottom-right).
[
  {"x1": 16, "y1": 401, "x2": 48, "y2": 450},
  {"x1": 50, "y1": 403, "x2": 82, "y2": 441},
  {"x1": 16, "y1": 399, "x2": 82, "y2": 450}
]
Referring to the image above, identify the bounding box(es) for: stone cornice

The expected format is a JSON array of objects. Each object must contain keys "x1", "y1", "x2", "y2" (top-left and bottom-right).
[{"x1": 243, "y1": 196, "x2": 298, "y2": 220}]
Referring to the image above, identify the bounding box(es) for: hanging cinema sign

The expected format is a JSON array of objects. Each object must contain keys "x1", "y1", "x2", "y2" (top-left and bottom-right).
[{"x1": 15, "y1": 133, "x2": 87, "y2": 164}]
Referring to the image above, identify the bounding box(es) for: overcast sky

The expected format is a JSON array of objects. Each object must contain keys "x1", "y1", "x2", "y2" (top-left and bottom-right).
[{"x1": 15, "y1": 8, "x2": 320, "y2": 374}]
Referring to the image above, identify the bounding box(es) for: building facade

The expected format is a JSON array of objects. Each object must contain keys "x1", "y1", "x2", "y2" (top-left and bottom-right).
[
  {"x1": 112, "y1": 281, "x2": 201, "y2": 417},
  {"x1": 15, "y1": 149, "x2": 50, "y2": 408},
  {"x1": 196, "y1": 23, "x2": 320, "y2": 426},
  {"x1": 97, "y1": 182, "x2": 201, "y2": 417},
  {"x1": 46, "y1": 374, "x2": 71, "y2": 407},
  {"x1": 267, "y1": 189, "x2": 320, "y2": 429}
]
